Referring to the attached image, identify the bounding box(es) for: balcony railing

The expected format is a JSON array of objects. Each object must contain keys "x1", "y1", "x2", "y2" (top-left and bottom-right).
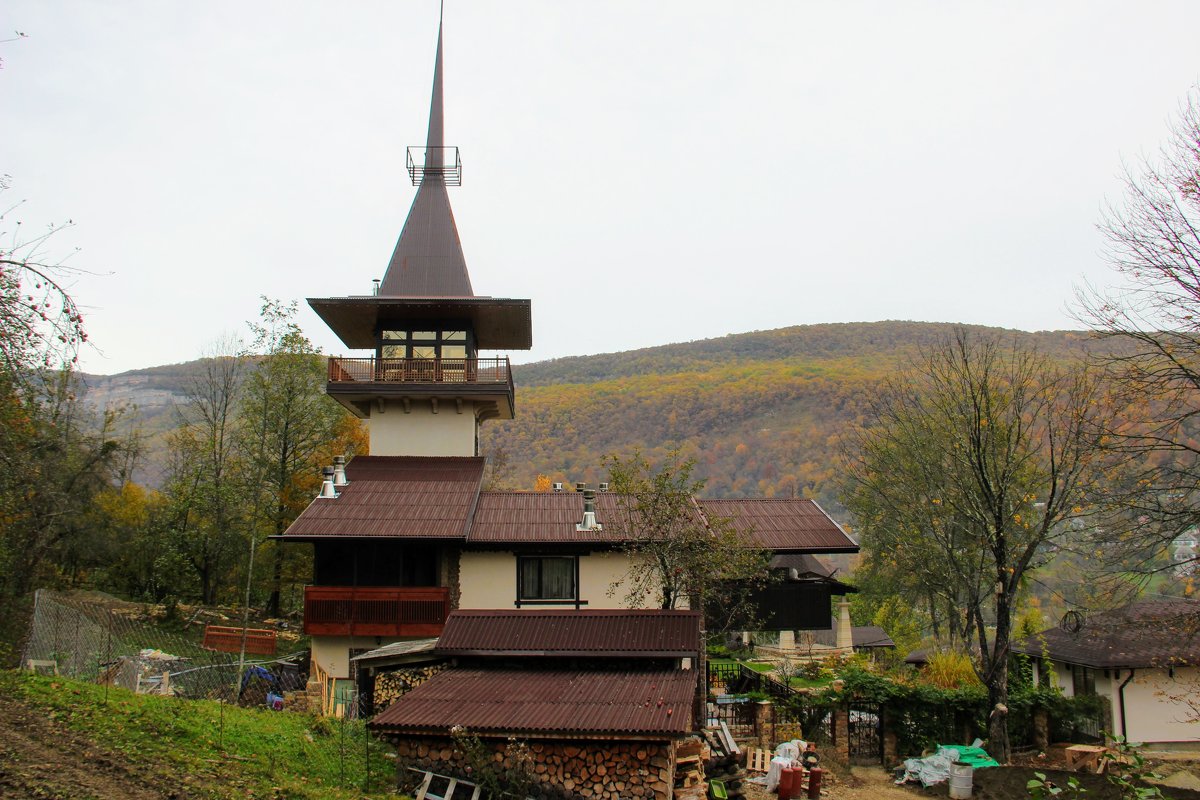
[
  {"x1": 303, "y1": 586, "x2": 450, "y2": 637},
  {"x1": 327, "y1": 357, "x2": 512, "y2": 391}
]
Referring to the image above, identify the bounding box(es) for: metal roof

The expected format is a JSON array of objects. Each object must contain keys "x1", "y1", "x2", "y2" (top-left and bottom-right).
[
  {"x1": 699, "y1": 498, "x2": 858, "y2": 552},
  {"x1": 379, "y1": 17, "x2": 472, "y2": 299},
  {"x1": 350, "y1": 638, "x2": 439, "y2": 662},
  {"x1": 468, "y1": 492, "x2": 632, "y2": 544},
  {"x1": 806, "y1": 620, "x2": 895, "y2": 649},
  {"x1": 435, "y1": 609, "x2": 702, "y2": 657},
  {"x1": 281, "y1": 456, "x2": 483, "y2": 540},
  {"x1": 1012, "y1": 600, "x2": 1200, "y2": 669},
  {"x1": 370, "y1": 668, "x2": 695, "y2": 738}
]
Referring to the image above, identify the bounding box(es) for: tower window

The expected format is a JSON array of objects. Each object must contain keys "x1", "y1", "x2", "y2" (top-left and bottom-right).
[{"x1": 378, "y1": 328, "x2": 475, "y2": 359}]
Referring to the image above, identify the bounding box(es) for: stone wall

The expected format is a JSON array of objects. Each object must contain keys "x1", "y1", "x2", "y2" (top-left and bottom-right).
[{"x1": 389, "y1": 735, "x2": 676, "y2": 799}]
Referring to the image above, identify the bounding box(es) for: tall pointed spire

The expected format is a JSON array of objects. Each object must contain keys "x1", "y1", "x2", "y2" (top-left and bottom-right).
[
  {"x1": 378, "y1": 10, "x2": 472, "y2": 297},
  {"x1": 425, "y1": 16, "x2": 445, "y2": 172}
]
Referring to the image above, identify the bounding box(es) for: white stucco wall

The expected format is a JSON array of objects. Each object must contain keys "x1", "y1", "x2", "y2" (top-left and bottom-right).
[
  {"x1": 1051, "y1": 660, "x2": 1200, "y2": 744},
  {"x1": 1116, "y1": 667, "x2": 1200, "y2": 744},
  {"x1": 310, "y1": 635, "x2": 386, "y2": 679},
  {"x1": 367, "y1": 400, "x2": 476, "y2": 456},
  {"x1": 457, "y1": 550, "x2": 658, "y2": 610}
]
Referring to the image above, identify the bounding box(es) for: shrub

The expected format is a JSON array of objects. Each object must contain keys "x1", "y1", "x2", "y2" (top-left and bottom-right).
[{"x1": 920, "y1": 651, "x2": 982, "y2": 689}]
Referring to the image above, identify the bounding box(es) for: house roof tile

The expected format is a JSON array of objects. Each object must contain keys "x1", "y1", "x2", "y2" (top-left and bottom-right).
[
  {"x1": 699, "y1": 498, "x2": 858, "y2": 552},
  {"x1": 369, "y1": 668, "x2": 695, "y2": 738},
  {"x1": 435, "y1": 609, "x2": 702, "y2": 657},
  {"x1": 1012, "y1": 600, "x2": 1200, "y2": 669}
]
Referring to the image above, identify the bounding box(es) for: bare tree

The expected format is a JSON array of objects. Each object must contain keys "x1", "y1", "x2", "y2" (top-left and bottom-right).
[
  {"x1": 1079, "y1": 88, "x2": 1200, "y2": 578},
  {"x1": 842, "y1": 330, "x2": 1119, "y2": 762}
]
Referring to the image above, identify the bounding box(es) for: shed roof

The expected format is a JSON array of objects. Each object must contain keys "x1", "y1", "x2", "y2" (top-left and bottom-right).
[
  {"x1": 1012, "y1": 600, "x2": 1200, "y2": 670},
  {"x1": 282, "y1": 456, "x2": 483, "y2": 540},
  {"x1": 435, "y1": 609, "x2": 702, "y2": 657},
  {"x1": 369, "y1": 668, "x2": 695, "y2": 738},
  {"x1": 700, "y1": 499, "x2": 858, "y2": 552}
]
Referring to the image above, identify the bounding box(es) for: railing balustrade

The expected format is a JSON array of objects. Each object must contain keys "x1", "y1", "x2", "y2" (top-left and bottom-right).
[
  {"x1": 327, "y1": 356, "x2": 512, "y2": 389},
  {"x1": 303, "y1": 586, "x2": 450, "y2": 637}
]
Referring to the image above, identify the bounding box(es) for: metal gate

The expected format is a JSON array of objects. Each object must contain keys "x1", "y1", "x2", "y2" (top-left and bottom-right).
[{"x1": 848, "y1": 703, "x2": 883, "y2": 764}]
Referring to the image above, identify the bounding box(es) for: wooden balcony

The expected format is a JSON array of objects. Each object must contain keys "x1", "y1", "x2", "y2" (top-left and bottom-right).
[
  {"x1": 328, "y1": 356, "x2": 512, "y2": 390},
  {"x1": 326, "y1": 356, "x2": 516, "y2": 420},
  {"x1": 303, "y1": 586, "x2": 450, "y2": 637}
]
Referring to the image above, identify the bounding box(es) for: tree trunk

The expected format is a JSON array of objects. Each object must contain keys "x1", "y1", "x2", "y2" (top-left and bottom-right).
[{"x1": 267, "y1": 539, "x2": 283, "y2": 617}]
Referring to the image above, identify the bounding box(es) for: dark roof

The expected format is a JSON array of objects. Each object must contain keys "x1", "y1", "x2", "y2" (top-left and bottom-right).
[
  {"x1": 699, "y1": 499, "x2": 858, "y2": 552},
  {"x1": 435, "y1": 610, "x2": 702, "y2": 657},
  {"x1": 378, "y1": 20, "x2": 472, "y2": 299},
  {"x1": 282, "y1": 456, "x2": 483, "y2": 540},
  {"x1": 370, "y1": 668, "x2": 695, "y2": 738},
  {"x1": 805, "y1": 619, "x2": 895, "y2": 649},
  {"x1": 1012, "y1": 600, "x2": 1200, "y2": 669},
  {"x1": 468, "y1": 492, "x2": 631, "y2": 544},
  {"x1": 769, "y1": 553, "x2": 835, "y2": 578}
]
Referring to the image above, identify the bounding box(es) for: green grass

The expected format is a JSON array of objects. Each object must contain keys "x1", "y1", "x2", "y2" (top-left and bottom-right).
[
  {"x1": 2, "y1": 670, "x2": 404, "y2": 799},
  {"x1": 740, "y1": 661, "x2": 776, "y2": 674},
  {"x1": 787, "y1": 675, "x2": 834, "y2": 689}
]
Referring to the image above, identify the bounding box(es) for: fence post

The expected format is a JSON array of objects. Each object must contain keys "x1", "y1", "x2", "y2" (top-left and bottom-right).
[
  {"x1": 882, "y1": 707, "x2": 898, "y2": 766},
  {"x1": 832, "y1": 707, "x2": 850, "y2": 764},
  {"x1": 756, "y1": 700, "x2": 774, "y2": 750}
]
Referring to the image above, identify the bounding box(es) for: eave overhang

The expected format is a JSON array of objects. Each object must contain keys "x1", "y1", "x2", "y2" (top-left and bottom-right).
[{"x1": 308, "y1": 295, "x2": 532, "y2": 351}]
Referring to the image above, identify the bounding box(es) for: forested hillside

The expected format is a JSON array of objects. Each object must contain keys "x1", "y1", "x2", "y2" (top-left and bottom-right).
[
  {"x1": 481, "y1": 322, "x2": 1098, "y2": 516},
  {"x1": 82, "y1": 321, "x2": 1100, "y2": 517}
]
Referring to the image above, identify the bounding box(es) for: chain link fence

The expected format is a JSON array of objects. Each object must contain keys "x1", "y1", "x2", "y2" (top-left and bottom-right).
[{"x1": 21, "y1": 589, "x2": 307, "y2": 704}]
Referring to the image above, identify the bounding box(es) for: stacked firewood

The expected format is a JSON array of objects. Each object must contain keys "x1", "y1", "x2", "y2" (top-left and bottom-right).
[
  {"x1": 703, "y1": 729, "x2": 746, "y2": 800},
  {"x1": 372, "y1": 664, "x2": 445, "y2": 709},
  {"x1": 673, "y1": 738, "x2": 708, "y2": 800}
]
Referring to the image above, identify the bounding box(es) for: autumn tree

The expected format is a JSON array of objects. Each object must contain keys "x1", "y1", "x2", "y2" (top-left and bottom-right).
[
  {"x1": 842, "y1": 330, "x2": 1120, "y2": 762},
  {"x1": 162, "y1": 341, "x2": 247, "y2": 605},
  {"x1": 239, "y1": 298, "x2": 362, "y2": 616},
  {"x1": 604, "y1": 449, "x2": 769, "y2": 628},
  {"x1": 1079, "y1": 87, "x2": 1200, "y2": 578}
]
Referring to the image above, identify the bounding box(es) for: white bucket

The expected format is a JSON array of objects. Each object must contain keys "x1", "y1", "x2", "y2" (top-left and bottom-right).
[{"x1": 948, "y1": 762, "x2": 973, "y2": 799}]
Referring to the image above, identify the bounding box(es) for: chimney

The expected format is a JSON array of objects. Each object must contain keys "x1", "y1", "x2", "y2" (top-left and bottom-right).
[
  {"x1": 575, "y1": 481, "x2": 586, "y2": 492},
  {"x1": 318, "y1": 466, "x2": 338, "y2": 498},
  {"x1": 332, "y1": 455, "x2": 349, "y2": 488},
  {"x1": 372, "y1": 278, "x2": 381, "y2": 295},
  {"x1": 598, "y1": 482, "x2": 609, "y2": 493},
  {"x1": 552, "y1": 482, "x2": 563, "y2": 492},
  {"x1": 576, "y1": 487, "x2": 602, "y2": 532}
]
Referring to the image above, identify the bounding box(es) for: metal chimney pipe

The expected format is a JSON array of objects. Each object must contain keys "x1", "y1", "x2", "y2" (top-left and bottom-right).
[
  {"x1": 372, "y1": 278, "x2": 381, "y2": 296},
  {"x1": 319, "y1": 466, "x2": 338, "y2": 498},
  {"x1": 333, "y1": 455, "x2": 348, "y2": 487},
  {"x1": 577, "y1": 488, "x2": 602, "y2": 531},
  {"x1": 575, "y1": 481, "x2": 586, "y2": 492},
  {"x1": 598, "y1": 482, "x2": 610, "y2": 493},
  {"x1": 552, "y1": 482, "x2": 563, "y2": 492}
]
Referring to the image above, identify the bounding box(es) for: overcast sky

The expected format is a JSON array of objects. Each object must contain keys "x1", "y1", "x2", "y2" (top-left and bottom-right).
[{"x1": 5, "y1": 1, "x2": 1200, "y2": 375}]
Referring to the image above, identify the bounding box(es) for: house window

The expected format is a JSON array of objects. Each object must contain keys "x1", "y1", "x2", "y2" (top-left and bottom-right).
[
  {"x1": 1071, "y1": 664, "x2": 1096, "y2": 696},
  {"x1": 516, "y1": 556, "x2": 581, "y2": 606}
]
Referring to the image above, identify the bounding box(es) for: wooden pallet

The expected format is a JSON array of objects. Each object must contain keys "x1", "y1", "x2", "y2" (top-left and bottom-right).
[{"x1": 745, "y1": 747, "x2": 771, "y2": 773}]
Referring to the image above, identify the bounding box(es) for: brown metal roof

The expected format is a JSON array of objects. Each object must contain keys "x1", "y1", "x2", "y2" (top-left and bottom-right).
[
  {"x1": 1012, "y1": 600, "x2": 1200, "y2": 669},
  {"x1": 435, "y1": 609, "x2": 702, "y2": 657},
  {"x1": 308, "y1": 296, "x2": 532, "y2": 351},
  {"x1": 699, "y1": 498, "x2": 858, "y2": 552},
  {"x1": 281, "y1": 456, "x2": 483, "y2": 540},
  {"x1": 370, "y1": 668, "x2": 695, "y2": 738},
  {"x1": 468, "y1": 492, "x2": 633, "y2": 544}
]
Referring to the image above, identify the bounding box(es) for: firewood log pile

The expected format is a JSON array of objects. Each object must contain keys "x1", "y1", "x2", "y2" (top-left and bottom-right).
[{"x1": 372, "y1": 664, "x2": 446, "y2": 709}]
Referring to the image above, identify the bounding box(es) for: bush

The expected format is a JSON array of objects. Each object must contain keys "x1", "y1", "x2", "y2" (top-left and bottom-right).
[{"x1": 920, "y1": 651, "x2": 983, "y2": 689}]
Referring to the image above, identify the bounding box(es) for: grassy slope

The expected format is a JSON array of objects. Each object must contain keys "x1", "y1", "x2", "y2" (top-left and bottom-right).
[{"x1": 1, "y1": 669, "x2": 403, "y2": 800}]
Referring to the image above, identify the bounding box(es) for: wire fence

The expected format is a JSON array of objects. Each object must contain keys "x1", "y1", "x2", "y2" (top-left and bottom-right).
[{"x1": 21, "y1": 589, "x2": 307, "y2": 705}]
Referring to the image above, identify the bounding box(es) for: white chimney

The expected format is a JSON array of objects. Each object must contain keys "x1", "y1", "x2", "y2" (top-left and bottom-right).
[
  {"x1": 598, "y1": 482, "x2": 610, "y2": 493},
  {"x1": 552, "y1": 482, "x2": 563, "y2": 492},
  {"x1": 576, "y1": 488, "x2": 602, "y2": 532},
  {"x1": 333, "y1": 455, "x2": 348, "y2": 488},
  {"x1": 318, "y1": 466, "x2": 338, "y2": 498}
]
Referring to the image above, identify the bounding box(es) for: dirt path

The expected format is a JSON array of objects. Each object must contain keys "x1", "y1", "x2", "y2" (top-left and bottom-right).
[
  {"x1": 0, "y1": 692, "x2": 180, "y2": 800},
  {"x1": 743, "y1": 765, "x2": 923, "y2": 800}
]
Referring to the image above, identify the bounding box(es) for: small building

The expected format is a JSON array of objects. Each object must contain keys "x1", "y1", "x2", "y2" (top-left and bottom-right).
[
  {"x1": 1014, "y1": 600, "x2": 1200, "y2": 748},
  {"x1": 371, "y1": 610, "x2": 703, "y2": 799}
]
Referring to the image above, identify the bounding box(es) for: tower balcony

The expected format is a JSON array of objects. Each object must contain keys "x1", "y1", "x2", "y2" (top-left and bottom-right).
[
  {"x1": 326, "y1": 356, "x2": 514, "y2": 420},
  {"x1": 303, "y1": 586, "x2": 451, "y2": 637}
]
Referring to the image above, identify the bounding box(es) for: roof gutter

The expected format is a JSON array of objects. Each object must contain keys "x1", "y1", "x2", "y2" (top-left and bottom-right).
[{"x1": 1117, "y1": 668, "x2": 1135, "y2": 740}]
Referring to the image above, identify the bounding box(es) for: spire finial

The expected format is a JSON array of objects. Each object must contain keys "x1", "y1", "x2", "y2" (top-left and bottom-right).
[{"x1": 425, "y1": 5, "x2": 445, "y2": 170}]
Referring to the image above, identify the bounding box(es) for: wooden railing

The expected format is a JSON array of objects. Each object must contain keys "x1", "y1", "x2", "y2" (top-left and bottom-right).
[
  {"x1": 201, "y1": 625, "x2": 277, "y2": 656},
  {"x1": 327, "y1": 356, "x2": 512, "y2": 390},
  {"x1": 303, "y1": 586, "x2": 450, "y2": 637}
]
